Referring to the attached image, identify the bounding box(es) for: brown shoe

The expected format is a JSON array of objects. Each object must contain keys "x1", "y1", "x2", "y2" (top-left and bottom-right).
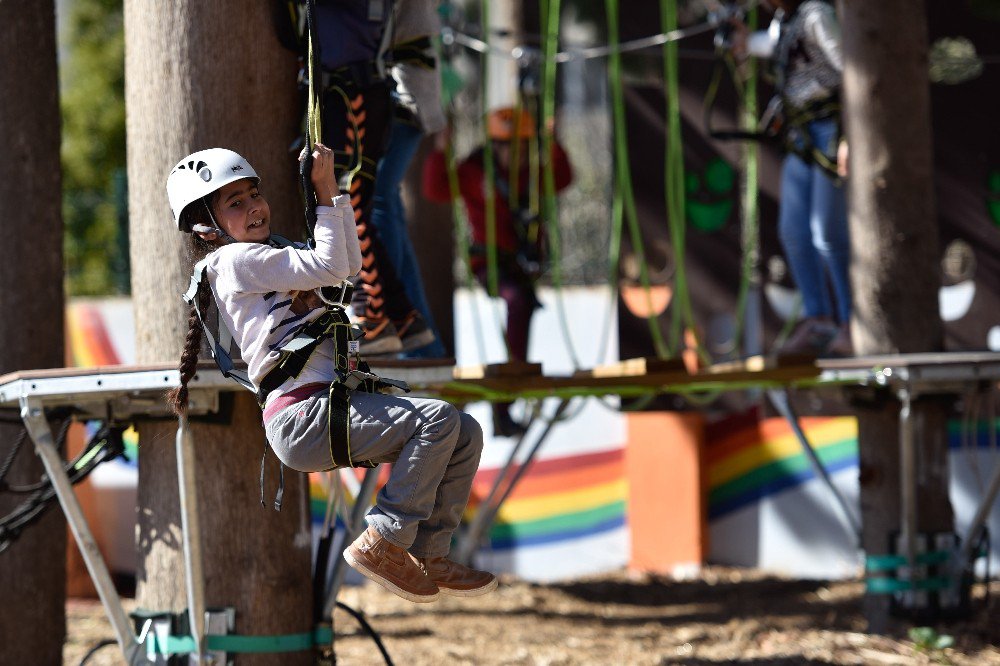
[
  {"x1": 414, "y1": 556, "x2": 498, "y2": 597},
  {"x1": 343, "y1": 526, "x2": 440, "y2": 603}
]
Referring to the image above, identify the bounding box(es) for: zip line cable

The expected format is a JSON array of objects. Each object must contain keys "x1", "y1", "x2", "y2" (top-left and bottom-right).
[{"x1": 441, "y1": 21, "x2": 717, "y2": 64}]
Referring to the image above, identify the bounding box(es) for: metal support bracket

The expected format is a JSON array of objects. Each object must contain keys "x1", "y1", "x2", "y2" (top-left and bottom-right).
[
  {"x1": 18, "y1": 396, "x2": 141, "y2": 664},
  {"x1": 766, "y1": 389, "x2": 862, "y2": 547}
]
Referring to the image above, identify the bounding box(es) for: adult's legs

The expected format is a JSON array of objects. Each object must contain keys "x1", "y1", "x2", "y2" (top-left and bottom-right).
[
  {"x1": 372, "y1": 118, "x2": 446, "y2": 357},
  {"x1": 807, "y1": 119, "x2": 852, "y2": 325},
  {"x1": 322, "y1": 77, "x2": 417, "y2": 350},
  {"x1": 778, "y1": 152, "x2": 833, "y2": 321}
]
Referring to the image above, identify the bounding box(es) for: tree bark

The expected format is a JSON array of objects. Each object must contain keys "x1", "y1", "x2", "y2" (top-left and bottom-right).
[
  {"x1": 125, "y1": 2, "x2": 313, "y2": 662},
  {"x1": 837, "y1": 0, "x2": 951, "y2": 630},
  {"x1": 0, "y1": 2, "x2": 65, "y2": 663},
  {"x1": 406, "y1": 140, "x2": 456, "y2": 355}
]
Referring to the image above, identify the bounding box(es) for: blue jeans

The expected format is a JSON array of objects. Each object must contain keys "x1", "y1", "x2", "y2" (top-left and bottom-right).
[
  {"x1": 372, "y1": 119, "x2": 447, "y2": 357},
  {"x1": 778, "y1": 118, "x2": 851, "y2": 324}
]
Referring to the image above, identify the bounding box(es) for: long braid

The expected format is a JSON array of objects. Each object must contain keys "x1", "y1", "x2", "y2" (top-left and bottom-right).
[
  {"x1": 167, "y1": 202, "x2": 218, "y2": 416},
  {"x1": 166, "y1": 276, "x2": 212, "y2": 416}
]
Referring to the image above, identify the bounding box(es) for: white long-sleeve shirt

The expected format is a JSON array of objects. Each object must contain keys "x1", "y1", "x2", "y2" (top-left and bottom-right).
[{"x1": 203, "y1": 195, "x2": 362, "y2": 405}]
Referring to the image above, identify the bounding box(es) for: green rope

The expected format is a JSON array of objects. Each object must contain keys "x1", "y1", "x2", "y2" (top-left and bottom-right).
[
  {"x1": 480, "y1": 0, "x2": 499, "y2": 299},
  {"x1": 435, "y1": 374, "x2": 856, "y2": 405},
  {"x1": 540, "y1": 0, "x2": 582, "y2": 370},
  {"x1": 660, "y1": 0, "x2": 708, "y2": 366},
  {"x1": 606, "y1": 0, "x2": 671, "y2": 359},
  {"x1": 731, "y1": 11, "x2": 761, "y2": 355},
  {"x1": 306, "y1": 26, "x2": 321, "y2": 148}
]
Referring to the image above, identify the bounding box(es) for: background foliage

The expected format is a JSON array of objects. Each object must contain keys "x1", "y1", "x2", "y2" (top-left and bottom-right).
[{"x1": 61, "y1": 0, "x2": 128, "y2": 296}]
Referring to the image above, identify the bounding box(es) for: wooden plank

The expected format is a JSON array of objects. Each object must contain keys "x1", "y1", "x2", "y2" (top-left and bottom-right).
[
  {"x1": 453, "y1": 362, "x2": 543, "y2": 380},
  {"x1": 580, "y1": 357, "x2": 687, "y2": 379},
  {"x1": 705, "y1": 354, "x2": 816, "y2": 375}
]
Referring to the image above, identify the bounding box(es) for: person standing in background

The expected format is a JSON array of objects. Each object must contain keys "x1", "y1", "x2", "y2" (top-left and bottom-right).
[
  {"x1": 371, "y1": 0, "x2": 448, "y2": 358},
  {"x1": 737, "y1": 0, "x2": 852, "y2": 357}
]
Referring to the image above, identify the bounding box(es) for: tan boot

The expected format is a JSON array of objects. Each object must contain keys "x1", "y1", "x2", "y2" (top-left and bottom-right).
[
  {"x1": 343, "y1": 526, "x2": 440, "y2": 603},
  {"x1": 414, "y1": 556, "x2": 498, "y2": 597}
]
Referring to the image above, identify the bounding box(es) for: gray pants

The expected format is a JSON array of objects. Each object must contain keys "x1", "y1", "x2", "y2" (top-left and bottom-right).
[{"x1": 264, "y1": 389, "x2": 484, "y2": 558}]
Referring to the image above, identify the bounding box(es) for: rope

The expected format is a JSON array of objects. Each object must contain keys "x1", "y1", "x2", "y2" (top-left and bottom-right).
[
  {"x1": 480, "y1": 0, "x2": 499, "y2": 300},
  {"x1": 0, "y1": 427, "x2": 29, "y2": 491},
  {"x1": 300, "y1": 0, "x2": 321, "y2": 242},
  {"x1": 731, "y1": 6, "x2": 761, "y2": 357},
  {"x1": 606, "y1": 0, "x2": 671, "y2": 359},
  {"x1": 661, "y1": 0, "x2": 707, "y2": 365},
  {"x1": 540, "y1": 0, "x2": 582, "y2": 371},
  {"x1": 441, "y1": 21, "x2": 715, "y2": 64},
  {"x1": 436, "y1": 374, "x2": 855, "y2": 404}
]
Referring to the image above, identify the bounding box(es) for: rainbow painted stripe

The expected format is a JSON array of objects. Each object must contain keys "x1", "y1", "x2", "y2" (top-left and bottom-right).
[
  {"x1": 706, "y1": 416, "x2": 858, "y2": 520},
  {"x1": 308, "y1": 449, "x2": 628, "y2": 550},
  {"x1": 471, "y1": 449, "x2": 628, "y2": 549}
]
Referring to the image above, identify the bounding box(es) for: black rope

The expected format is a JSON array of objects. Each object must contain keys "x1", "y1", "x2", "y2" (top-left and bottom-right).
[
  {"x1": 78, "y1": 638, "x2": 117, "y2": 666},
  {"x1": 335, "y1": 601, "x2": 394, "y2": 666},
  {"x1": 0, "y1": 423, "x2": 126, "y2": 554},
  {"x1": 2, "y1": 417, "x2": 74, "y2": 494},
  {"x1": 0, "y1": 427, "x2": 29, "y2": 491}
]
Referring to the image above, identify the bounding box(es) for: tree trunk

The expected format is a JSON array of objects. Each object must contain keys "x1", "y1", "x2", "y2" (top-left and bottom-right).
[
  {"x1": 125, "y1": 2, "x2": 313, "y2": 662},
  {"x1": 406, "y1": 140, "x2": 456, "y2": 355},
  {"x1": 0, "y1": 2, "x2": 65, "y2": 663},
  {"x1": 837, "y1": 0, "x2": 951, "y2": 630}
]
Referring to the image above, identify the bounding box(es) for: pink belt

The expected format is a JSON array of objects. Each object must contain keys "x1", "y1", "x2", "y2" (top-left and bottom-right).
[{"x1": 262, "y1": 383, "x2": 329, "y2": 424}]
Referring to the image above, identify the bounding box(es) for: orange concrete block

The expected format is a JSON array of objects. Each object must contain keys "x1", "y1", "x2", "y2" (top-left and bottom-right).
[{"x1": 626, "y1": 411, "x2": 706, "y2": 574}]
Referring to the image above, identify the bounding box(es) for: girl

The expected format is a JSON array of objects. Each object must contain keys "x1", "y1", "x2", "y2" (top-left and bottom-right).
[{"x1": 164, "y1": 145, "x2": 496, "y2": 603}]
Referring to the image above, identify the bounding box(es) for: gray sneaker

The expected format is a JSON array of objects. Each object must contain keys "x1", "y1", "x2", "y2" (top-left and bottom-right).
[
  {"x1": 357, "y1": 317, "x2": 404, "y2": 355},
  {"x1": 392, "y1": 311, "x2": 436, "y2": 353}
]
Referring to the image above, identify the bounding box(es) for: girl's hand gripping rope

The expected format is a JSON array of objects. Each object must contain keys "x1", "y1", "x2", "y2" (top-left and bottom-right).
[{"x1": 300, "y1": 142, "x2": 339, "y2": 206}]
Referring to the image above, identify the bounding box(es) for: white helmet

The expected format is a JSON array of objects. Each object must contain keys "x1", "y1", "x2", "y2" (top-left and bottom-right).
[{"x1": 166, "y1": 148, "x2": 259, "y2": 231}]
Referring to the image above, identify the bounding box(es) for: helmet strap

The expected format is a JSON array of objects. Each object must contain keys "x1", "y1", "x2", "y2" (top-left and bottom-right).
[{"x1": 200, "y1": 197, "x2": 237, "y2": 244}]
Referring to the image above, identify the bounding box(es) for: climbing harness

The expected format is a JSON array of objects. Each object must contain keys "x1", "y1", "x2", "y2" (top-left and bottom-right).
[
  {"x1": 702, "y1": 3, "x2": 844, "y2": 181},
  {"x1": 182, "y1": 233, "x2": 409, "y2": 484}
]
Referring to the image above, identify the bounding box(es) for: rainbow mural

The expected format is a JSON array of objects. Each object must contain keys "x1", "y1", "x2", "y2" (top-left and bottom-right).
[
  {"x1": 306, "y1": 446, "x2": 627, "y2": 550},
  {"x1": 470, "y1": 448, "x2": 627, "y2": 549},
  {"x1": 706, "y1": 415, "x2": 859, "y2": 520}
]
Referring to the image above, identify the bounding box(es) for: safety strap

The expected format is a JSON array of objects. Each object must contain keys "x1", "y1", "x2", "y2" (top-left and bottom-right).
[
  {"x1": 183, "y1": 260, "x2": 258, "y2": 396},
  {"x1": 145, "y1": 625, "x2": 334, "y2": 656}
]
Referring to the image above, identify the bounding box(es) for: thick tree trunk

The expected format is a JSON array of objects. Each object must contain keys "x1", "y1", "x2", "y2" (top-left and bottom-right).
[
  {"x1": 125, "y1": 2, "x2": 312, "y2": 662},
  {"x1": 837, "y1": 0, "x2": 951, "y2": 630},
  {"x1": 406, "y1": 140, "x2": 456, "y2": 355},
  {"x1": 0, "y1": 2, "x2": 65, "y2": 663}
]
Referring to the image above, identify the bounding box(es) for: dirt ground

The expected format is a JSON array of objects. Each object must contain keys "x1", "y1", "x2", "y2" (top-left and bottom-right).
[{"x1": 65, "y1": 567, "x2": 1000, "y2": 665}]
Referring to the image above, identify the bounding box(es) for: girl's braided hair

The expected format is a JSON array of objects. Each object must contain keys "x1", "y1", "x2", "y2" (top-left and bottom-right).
[{"x1": 166, "y1": 199, "x2": 220, "y2": 416}]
